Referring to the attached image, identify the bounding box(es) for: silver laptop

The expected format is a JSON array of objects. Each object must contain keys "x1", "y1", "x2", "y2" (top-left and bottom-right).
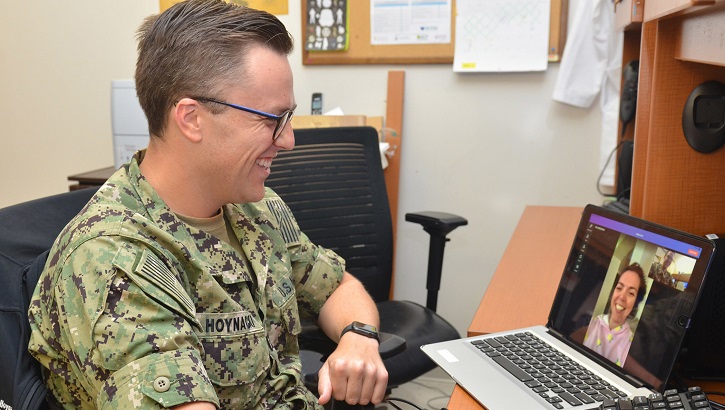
[{"x1": 422, "y1": 205, "x2": 716, "y2": 409}]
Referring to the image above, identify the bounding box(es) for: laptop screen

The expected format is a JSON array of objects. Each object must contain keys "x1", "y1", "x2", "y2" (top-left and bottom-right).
[{"x1": 548, "y1": 205, "x2": 715, "y2": 391}]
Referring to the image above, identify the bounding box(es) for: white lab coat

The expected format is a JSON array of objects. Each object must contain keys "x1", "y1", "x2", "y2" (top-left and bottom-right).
[{"x1": 553, "y1": 0, "x2": 623, "y2": 193}]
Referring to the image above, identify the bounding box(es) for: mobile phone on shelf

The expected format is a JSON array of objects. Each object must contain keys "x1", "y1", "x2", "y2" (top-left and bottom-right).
[{"x1": 311, "y1": 93, "x2": 322, "y2": 115}]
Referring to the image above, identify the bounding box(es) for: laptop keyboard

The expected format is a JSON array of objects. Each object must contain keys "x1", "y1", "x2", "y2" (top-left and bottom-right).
[{"x1": 471, "y1": 331, "x2": 628, "y2": 409}]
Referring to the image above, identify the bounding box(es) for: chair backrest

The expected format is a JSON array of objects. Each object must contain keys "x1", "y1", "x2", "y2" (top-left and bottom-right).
[
  {"x1": 0, "y1": 187, "x2": 98, "y2": 410},
  {"x1": 266, "y1": 126, "x2": 394, "y2": 302}
]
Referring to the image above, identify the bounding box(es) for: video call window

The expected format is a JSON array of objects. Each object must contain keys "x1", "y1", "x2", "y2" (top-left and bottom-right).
[
  {"x1": 581, "y1": 241, "x2": 697, "y2": 368},
  {"x1": 552, "y1": 210, "x2": 707, "y2": 391},
  {"x1": 648, "y1": 248, "x2": 696, "y2": 290}
]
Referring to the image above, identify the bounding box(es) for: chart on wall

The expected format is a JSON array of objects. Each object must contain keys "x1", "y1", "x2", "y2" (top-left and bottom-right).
[
  {"x1": 370, "y1": 0, "x2": 452, "y2": 45},
  {"x1": 453, "y1": 0, "x2": 550, "y2": 72},
  {"x1": 305, "y1": 0, "x2": 349, "y2": 51}
]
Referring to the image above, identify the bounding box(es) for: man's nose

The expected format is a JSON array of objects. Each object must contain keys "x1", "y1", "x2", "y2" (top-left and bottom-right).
[{"x1": 274, "y1": 125, "x2": 295, "y2": 150}]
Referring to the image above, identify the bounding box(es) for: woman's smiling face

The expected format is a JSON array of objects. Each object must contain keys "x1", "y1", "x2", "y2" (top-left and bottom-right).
[{"x1": 609, "y1": 269, "x2": 642, "y2": 328}]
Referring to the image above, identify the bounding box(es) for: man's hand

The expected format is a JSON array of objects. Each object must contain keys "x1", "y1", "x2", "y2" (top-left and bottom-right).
[
  {"x1": 317, "y1": 332, "x2": 388, "y2": 406},
  {"x1": 316, "y1": 272, "x2": 388, "y2": 405}
]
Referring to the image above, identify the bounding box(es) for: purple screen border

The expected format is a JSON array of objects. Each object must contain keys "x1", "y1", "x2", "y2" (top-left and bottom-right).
[{"x1": 589, "y1": 214, "x2": 703, "y2": 258}]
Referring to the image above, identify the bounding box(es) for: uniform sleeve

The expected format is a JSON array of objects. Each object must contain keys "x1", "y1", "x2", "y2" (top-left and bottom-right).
[
  {"x1": 261, "y1": 193, "x2": 345, "y2": 321},
  {"x1": 56, "y1": 237, "x2": 220, "y2": 409},
  {"x1": 290, "y1": 230, "x2": 345, "y2": 320}
]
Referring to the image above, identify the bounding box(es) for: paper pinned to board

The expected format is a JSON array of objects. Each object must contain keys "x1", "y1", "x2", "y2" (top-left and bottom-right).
[
  {"x1": 370, "y1": 0, "x2": 452, "y2": 45},
  {"x1": 454, "y1": 0, "x2": 550, "y2": 72}
]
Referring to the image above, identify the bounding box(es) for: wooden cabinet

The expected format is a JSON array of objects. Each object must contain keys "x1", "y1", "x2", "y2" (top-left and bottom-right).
[
  {"x1": 643, "y1": 0, "x2": 723, "y2": 23},
  {"x1": 615, "y1": 0, "x2": 645, "y2": 30},
  {"x1": 627, "y1": 1, "x2": 725, "y2": 236}
]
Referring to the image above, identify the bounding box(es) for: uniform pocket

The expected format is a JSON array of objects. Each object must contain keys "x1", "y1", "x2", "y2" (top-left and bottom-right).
[{"x1": 196, "y1": 311, "x2": 270, "y2": 387}]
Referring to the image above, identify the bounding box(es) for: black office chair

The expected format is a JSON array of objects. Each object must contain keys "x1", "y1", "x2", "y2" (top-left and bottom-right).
[
  {"x1": 0, "y1": 187, "x2": 99, "y2": 410},
  {"x1": 265, "y1": 126, "x2": 467, "y2": 401}
]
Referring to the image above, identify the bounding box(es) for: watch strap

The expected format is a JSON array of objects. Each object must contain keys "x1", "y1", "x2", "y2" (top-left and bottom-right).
[{"x1": 340, "y1": 321, "x2": 380, "y2": 342}]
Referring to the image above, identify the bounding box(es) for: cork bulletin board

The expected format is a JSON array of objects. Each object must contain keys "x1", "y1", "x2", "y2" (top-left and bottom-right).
[{"x1": 301, "y1": 0, "x2": 569, "y2": 65}]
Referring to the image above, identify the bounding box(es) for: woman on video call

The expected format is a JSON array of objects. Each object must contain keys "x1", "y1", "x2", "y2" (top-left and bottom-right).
[{"x1": 583, "y1": 263, "x2": 647, "y2": 367}]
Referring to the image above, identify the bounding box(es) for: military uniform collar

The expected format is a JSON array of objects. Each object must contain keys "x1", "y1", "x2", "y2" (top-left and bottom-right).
[{"x1": 122, "y1": 151, "x2": 276, "y2": 292}]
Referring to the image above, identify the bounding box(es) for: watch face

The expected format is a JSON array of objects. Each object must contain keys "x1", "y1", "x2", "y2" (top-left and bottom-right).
[{"x1": 352, "y1": 321, "x2": 378, "y2": 335}]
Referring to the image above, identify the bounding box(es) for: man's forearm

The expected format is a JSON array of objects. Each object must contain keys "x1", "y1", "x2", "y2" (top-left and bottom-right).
[
  {"x1": 318, "y1": 272, "x2": 380, "y2": 341},
  {"x1": 315, "y1": 272, "x2": 388, "y2": 406}
]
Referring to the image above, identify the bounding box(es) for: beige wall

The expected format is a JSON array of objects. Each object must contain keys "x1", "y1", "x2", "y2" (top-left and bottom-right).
[
  {"x1": 0, "y1": 1, "x2": 157, "y2": 204},
  {"x1": 0, "y1": 0, "x2": 603, "y2": 335}
]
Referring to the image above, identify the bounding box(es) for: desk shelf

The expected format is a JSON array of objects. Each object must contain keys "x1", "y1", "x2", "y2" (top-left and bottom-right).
[
  {"x1": 615, "y1": 0, "x2": 644, "y2": 31},
  {"x1": 675, "y1": 4, "x2": 725, "y2": 66},
  {"x1": 643, "y1": 0, "x2": 723, "y2": 22},
  {"x1": 629, "y1": 1, "x2": 725, "y2": 236}
]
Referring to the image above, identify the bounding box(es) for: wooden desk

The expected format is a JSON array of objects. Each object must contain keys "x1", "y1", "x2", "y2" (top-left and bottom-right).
[
  {"x1": 447, "y1": 206, "x2": 725, "y2": 409},
  {"x1": 467, "y1": 206, "x2": 583, "y2": 338},
  {"x1": 448, "y1": 205, "x2": 582, "y2": 409}
]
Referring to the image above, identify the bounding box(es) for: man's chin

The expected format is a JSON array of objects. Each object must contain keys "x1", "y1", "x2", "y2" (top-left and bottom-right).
[
  {"x1": 243, "y1": 188, "x2": 267, "y2": 204},
  {"x1": 226, "y1": 192, "x2": 265, "y2": 206}
]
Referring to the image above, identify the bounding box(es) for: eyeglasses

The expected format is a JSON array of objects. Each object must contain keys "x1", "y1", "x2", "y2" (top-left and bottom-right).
[{"x1": 191, "y1": 96, "x2": 294, "y2": 141}]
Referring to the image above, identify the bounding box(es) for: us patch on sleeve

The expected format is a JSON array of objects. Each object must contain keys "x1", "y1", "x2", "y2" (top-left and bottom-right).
[
  {"x1": 265, "y1": 197, "x2": 301, "y2": 245},
  {"x1": 136, "y1": 250, "x2": 198, "y2": 323}
]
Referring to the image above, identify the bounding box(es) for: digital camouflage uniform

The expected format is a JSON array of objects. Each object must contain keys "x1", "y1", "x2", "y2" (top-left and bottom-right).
[{"x1": 28, "y1": 151, "x2": 345, "y2": 409}]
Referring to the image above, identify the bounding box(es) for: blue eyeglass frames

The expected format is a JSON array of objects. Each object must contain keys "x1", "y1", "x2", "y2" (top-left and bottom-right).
[{"x1": 191, "y1": 96, "x2": 294, "y2": 141}]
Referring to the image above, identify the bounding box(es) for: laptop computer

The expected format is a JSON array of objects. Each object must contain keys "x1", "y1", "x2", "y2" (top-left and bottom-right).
[{"x1": 422, "y1": 204, "x2": 716, "y2": 409}]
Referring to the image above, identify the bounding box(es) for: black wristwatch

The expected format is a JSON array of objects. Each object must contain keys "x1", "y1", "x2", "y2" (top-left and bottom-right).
[{"x1": 340, "y1": 321, "x2": 380, "y2": 343}]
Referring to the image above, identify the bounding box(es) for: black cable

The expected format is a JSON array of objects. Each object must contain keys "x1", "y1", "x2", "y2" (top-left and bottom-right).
[
  {"x1": 386, "y1": 399, "x2": 405, "y2": 410},
  {"x1": 425, "y1": 395, "x2": 451, "y2": 410},
  {"x1": 405, "y1": 380, "x2": 453, "y2": 409},
  {"x1": 616, "y1": 187, "x2": 631, "y2": 202},
  {"x1": 384, "y1": 397, "x2": 426, "y2": 410}
]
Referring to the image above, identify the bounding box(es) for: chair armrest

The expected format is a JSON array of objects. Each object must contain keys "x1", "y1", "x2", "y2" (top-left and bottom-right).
[
  {"x1": 405, "y1": 211, "x2": 468, "y2": 312},
  {"x1": 379, "y1": 332, "x2": 407, "y2": 359},
  {"x1": 405, "y1": 211, "x2": 468, "y2": 236}
]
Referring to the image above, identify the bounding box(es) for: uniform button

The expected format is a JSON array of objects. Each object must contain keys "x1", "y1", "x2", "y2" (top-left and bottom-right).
[{"x1": 154, "y1": 376, "x2": 171, "y2": 392}]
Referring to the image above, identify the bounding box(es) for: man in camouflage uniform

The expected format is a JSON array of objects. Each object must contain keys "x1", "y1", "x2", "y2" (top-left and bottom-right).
[
  {"x1": 648, "y1": 250, "x2": 678, "y2": 287},
  {"x1": 28, "y1": 1, "x2": 388, "y2": 408}
]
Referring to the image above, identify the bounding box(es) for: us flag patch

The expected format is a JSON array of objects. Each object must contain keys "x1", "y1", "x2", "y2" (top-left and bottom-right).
[{"x1": 265, "y1": 198, "x2": 300, "y2": 245}]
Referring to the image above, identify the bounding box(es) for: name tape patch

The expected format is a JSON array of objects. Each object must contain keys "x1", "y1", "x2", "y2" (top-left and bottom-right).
[{"x1": 196, "y1": 311, "x2": 262, "y2": 337}]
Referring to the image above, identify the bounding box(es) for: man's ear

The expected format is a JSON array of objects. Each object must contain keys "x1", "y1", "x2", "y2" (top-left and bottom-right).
[{"x1": 173, "y1": 98, "x2": 203, "y2": 143}]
